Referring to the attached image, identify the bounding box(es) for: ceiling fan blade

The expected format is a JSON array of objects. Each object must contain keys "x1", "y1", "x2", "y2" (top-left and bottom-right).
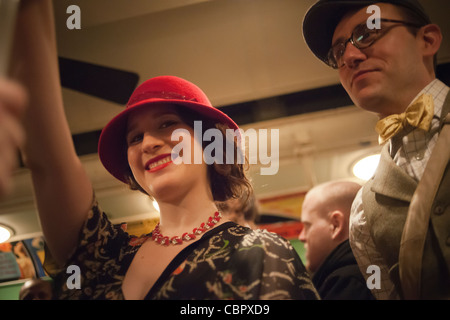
[{"x1": 58, "y1": 56, "x2": 139, "y2": 105}]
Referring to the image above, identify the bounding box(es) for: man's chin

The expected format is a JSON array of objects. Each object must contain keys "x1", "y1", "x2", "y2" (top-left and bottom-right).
[{"x1": 350, "y1": 89, "x2": 386, "y2": 114}]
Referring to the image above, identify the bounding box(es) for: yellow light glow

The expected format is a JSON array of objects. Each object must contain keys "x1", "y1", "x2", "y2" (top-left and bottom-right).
[{"x1": 352, "y1": 154, "x2": 380, "y2": 181}]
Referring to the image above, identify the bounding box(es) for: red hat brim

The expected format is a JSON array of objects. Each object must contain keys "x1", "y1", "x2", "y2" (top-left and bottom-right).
[{"x1": 98, "y1": 97, "x2": 240, "y2": 184}]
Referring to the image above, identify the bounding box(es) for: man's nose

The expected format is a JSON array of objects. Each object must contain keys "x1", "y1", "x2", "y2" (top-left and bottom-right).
[
  {"x1": 341, "y1": 42, "x2": 367, "y2": 68},
  {"x1": 298, "y1": 226, "x2": 306, "y2": 242}
]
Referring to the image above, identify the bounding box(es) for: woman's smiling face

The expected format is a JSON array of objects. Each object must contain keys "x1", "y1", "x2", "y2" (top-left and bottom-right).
[{"x1": 126, "y1": 104, "x2": 209, "y2": 201}]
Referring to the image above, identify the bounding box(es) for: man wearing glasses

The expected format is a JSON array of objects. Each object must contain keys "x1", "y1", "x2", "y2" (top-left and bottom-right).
[{"x1": 303, "y1": 0, "x2": 449, "y2": 299}]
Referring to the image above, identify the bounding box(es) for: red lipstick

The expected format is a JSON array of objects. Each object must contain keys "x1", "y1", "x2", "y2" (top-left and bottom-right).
[{"x1": 145, "y1": 153, "x2": 173, "y2": 173}]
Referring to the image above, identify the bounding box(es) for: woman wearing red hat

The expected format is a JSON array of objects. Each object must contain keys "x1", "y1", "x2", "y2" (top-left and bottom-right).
[{"x1": 11, "y1": 0, "x2": 318, "y2": 300}]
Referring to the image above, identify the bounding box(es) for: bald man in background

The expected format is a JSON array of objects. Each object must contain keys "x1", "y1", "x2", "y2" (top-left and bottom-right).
[{"x1": 298, "y1": 181, "x2": 374, "y2": 300}]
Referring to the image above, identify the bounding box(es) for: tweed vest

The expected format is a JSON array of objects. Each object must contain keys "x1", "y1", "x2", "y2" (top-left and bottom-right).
[{"x1": 362, "y1": 93, "x2": 450, "y2": 299}]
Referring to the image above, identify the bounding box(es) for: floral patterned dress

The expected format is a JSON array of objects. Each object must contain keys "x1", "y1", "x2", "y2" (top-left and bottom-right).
[{"x1": 44, "y1": 200, "x2": 319, "y2": 300}]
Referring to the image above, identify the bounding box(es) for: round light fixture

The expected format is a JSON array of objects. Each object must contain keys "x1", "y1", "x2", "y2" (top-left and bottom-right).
[
  {"x1": 0, "y1": 224, "x2": 14, "y2": 243},
  {"x1": 352, "y1": 154, "x2": 380, "y2": 181}
]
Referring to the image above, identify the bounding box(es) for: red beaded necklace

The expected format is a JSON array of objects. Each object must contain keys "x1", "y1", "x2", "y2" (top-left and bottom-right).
[{"x1": 151, "y1": 211, "x2": 222, "y2": 246}]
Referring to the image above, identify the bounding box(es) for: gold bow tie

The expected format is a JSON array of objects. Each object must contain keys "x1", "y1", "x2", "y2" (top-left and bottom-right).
[{"x1": 375, "y1": 94, "x2": 434, "y2": 145}]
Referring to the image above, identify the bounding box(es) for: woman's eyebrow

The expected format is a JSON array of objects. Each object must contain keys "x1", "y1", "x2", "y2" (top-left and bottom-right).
[
  {"x1": 126, "y1": 110, "x2": 179, "y2": 133},
  {"x1": 126, "y1": 121, "x2": 139, "y2": 137}
]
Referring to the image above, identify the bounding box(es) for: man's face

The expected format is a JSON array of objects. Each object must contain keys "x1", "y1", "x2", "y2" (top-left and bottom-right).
[
  {"x1": 298, "y1": 191, "x2": 335, "y2": 273},
  {"x1": 333, "y1": 3, "x2": 425, "y2": 117}
]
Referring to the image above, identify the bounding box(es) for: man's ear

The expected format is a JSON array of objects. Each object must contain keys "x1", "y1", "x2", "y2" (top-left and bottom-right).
[
  {"x1": 420, "y1": 24, "x2": 442, "y2": 58},
  {"x1": 329, "y1": 210, "x2": 345, "y2": 240}
]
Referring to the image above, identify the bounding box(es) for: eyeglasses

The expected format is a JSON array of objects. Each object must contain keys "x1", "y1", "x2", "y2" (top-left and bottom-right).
[{"x1": 327, "y1": 18, "x2": 424, "y2": 69}]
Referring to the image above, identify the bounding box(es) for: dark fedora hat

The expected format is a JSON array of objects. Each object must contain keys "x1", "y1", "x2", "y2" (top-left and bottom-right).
[{"x1": 302, "y1": 0, "x2": 431, "y2": 65}]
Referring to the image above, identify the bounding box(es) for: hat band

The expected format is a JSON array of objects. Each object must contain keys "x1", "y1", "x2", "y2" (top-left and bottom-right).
[{"x1": 127, "y1": 91, "x2": 199, "y2": 107}]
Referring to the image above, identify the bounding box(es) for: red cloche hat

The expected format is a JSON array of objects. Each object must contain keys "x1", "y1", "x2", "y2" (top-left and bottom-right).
[{"x1": 98, "y1": 75, "x2": 239, "y2": 183}]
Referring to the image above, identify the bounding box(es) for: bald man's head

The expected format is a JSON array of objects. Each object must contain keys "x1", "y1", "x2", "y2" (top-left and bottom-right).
[{"x1": 299, "y1": 180, "x2": 361, "y2": 272}]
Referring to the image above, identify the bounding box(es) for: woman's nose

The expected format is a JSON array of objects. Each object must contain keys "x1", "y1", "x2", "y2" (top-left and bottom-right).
[{"x1": 141, "y1": 132, "x2": 163, "y2": 153}]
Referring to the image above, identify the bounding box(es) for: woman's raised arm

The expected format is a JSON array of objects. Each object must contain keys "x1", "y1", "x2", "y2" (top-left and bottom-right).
[{"x1": 10, "y1": 0, "x2": 94, "y2": 266}]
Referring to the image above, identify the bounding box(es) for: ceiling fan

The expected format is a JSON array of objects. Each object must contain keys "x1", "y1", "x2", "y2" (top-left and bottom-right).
[{"x1": 58, "y1": 56, "x2": 139, "y2": 105}]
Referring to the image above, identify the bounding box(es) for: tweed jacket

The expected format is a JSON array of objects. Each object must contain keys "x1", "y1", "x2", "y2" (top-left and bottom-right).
[{"x1": 361, "y1": 93, "x2": 450, "y2": 299}]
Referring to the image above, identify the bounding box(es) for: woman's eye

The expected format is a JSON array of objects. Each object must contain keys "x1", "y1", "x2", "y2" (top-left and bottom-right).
[
  {"x1": 160, "y1": 120, "x2": 179, "y2": 129},
  {"x1": 127, "y1": 133, "x2": 143, "y2": 146}
]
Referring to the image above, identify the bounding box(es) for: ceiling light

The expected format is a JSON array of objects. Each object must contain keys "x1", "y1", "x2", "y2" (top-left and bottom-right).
[
  {"x1": 0, "y1": 224, "x2": 14, "y2": 243},
  {"x1": 352, "y1": 154, "x2": 380, "y2": 181}
]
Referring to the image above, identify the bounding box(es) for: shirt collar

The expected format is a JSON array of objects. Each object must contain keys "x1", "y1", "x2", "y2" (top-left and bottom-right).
[
  {"x1": 411, "y1": 79, "x2": 448, "y2": 119},
  {"x1": 388, "y1": 79, "x2": 449, "y2": 154}
]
